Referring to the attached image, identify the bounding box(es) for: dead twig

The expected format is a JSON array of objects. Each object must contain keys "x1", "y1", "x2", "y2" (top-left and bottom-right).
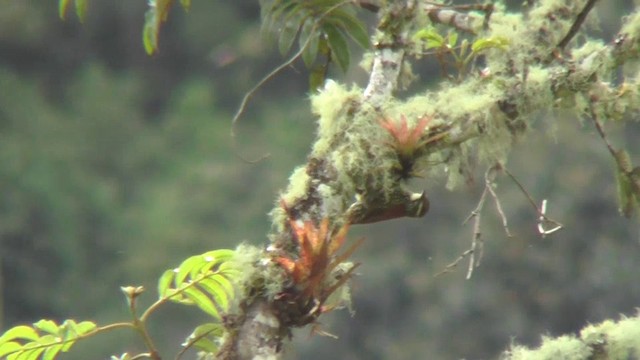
[
  {"x1": 435, "y1": 164, "x2": 510, "y2": 279},
  {"x1": 486, "y1": 167, "x2": 513, "y2": 239},
  {"x1": 502, "y1": 168, "x2": 563, "y2": 237},
  {"x1": 433, "y1": 248, "x2": 475, "y2": 278}
]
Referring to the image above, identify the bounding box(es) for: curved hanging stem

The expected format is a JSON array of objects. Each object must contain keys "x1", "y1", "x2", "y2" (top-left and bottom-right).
[{"x1": 230, "y1": 0, "x2": 354, "y2": 163}]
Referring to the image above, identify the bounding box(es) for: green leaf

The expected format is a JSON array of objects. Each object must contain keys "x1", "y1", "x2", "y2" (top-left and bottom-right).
[
  {"x1": 448, "y1": 32, "x2": 458, "y2": 48},
  {"x1": 0, "y1": 342, "x2": 21, "y2": 358},
  {"x1": 143, "y1": 10, "x2": 158, "y2": 55},
  {"x1": 19, "y1": 346, "x2": 45, "y2": 360},
  {"x1": 74, "y1": 321, "x2": 97, "y2": 335},
  {"x1": 184, "y1": 323, "x2": 224, "y2": 353},
  {"x1": 59, "y1": 0, "x2": 72, "y2": 19},
  {"x1": 261, "y1": 1, "x2": 296, "y2": 36},
  {"x1": 278, "y1": 18, "x2": 301, "y2": 55},
  {"x1": 191, "y1": 253, "x2": 223, "y2": 279},
  {"x1": 414, "y1": 28, "x2": 444, "y2": 50},
  {"x1": 329, "y1": 9, "x2": 369, "y2": 49},
  {"x1": 199, "y1": 278, "x2": 229, "y2": 312},
  {"x1": 191, "y1": 338, "x2": 217, "y2": 353},
  {"x1": 299, "y1": 19, "x2": 320, "y2": 67},
  {"x1": 324, "y1": 24, "x2": 350, "y2": 72},
  {"x1": 200, "y1": 249, "x2": 235, "y2": 271},
  {"x1": 211, "y1": 273, "x2": 234, "y2": 297},
  {"x1": 471, "y1": 36, "x2": 509, "y2": 53},
  {"x1": 460, "y1": 39, "x2": 470, "y2": 56},
  {"x1": 142, "y1": 0, "x2": 175, "y2": 55},
  {"x1": 42, "y1": 343, "x2": 64, "y2": 360},
  {"x1": 61, "y1": 320, "x2": 78, "y2": 339},
  {"x1": 75, "y1": 0, "x2": 88, "y2": 23},
  {"x1": 183, "y1": 288, "x2": 220, "y2": 320},
  {"x1": 191, "y1": 323, "x2": 224, "y2": 338},
  {"x1": 158, "y1": 269, "x2": 175, "y2": 298},
  {"x1": 175, "y1": 255, "x2": 203, "y2": 287},
  {"x1": 0, "y1": 326, "x2": 39, "y2": 343},
  {"x1": 33, "y1": 320, "x2": 59, "y2": 336}
]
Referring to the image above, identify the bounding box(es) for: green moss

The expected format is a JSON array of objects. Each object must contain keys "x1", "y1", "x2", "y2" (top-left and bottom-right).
[
  {"x1": 269, "y1": 205, "x2": 288, "y2": 234},
  {"x1": 311, "y1": 80, "x2": 362, "y2": 156},
  {"x1": 232, "y1": 244, "x2": 275, "y2": 298},
  {"x1": 508, "y1": 335, "x2": 590, "y2": 360},
  {"x1": 483, "y1": 7, "x2": 526, "y2": 73},
  {"x1": 601, "y1": 316, "x2": 640, "y2": 359},
  {"x1": 281, "y1": 166, "x2": 310, "y2": 205},
  {"x1": 620, "y1": 10, "x2": 640, "y2": 40},
  {"x1": 506, "y1": 315, "x2": 640, "y2": 360},
  {"x1": 579, "y1": 316, "x2": 640, "y2": 359},
  {"x1": 525, "y1": 66, "x2": 553, "y2": 112}
]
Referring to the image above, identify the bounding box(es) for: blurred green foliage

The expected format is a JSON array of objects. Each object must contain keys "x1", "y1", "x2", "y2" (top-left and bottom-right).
[{"x1": 1, "y1": 1, "x2": 639, "y2": 360}]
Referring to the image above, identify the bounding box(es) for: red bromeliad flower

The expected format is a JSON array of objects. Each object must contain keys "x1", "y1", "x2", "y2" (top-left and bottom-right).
[
  {"x1": 275, "y1": 203, "x2": 364, "y2": 314},
  {"x1": 380, "y1": 114, "x2": 433, "y2": 158}
]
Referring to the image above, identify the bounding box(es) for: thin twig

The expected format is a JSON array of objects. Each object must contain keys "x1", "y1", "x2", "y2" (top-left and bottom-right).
[
  {"x1": 466, "y1": 202, "x2": 482, "y2": 279},
  {"x1": 503, "y1": 168, "x2": 563, "y2": 237},
  {"x1": 590, "y1": 103, "x2": 618, "y2": 158},
  {"x1": 436, "y1": 164, "x2": 518, "y2": 278},
  {"x1": 556, "y1": 0, "x2": 599, "y2": 51},
  {"x1": 486, "y1": 178, "x2": 513, "y2": 238},
  {"x1": 230, "y1": 0, "x2": 353, "y2": 163},
  {"x1": 436, "y1": 167, "x2": 497, "y2": 279},
  {"x1": 433, "y1": 248, "x2": 475, "y2": 278}
]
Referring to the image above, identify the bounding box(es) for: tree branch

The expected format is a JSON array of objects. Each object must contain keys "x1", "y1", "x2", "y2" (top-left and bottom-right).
[
  {"x1": 221, "y1": 1, "x2": 640, "y2": 358},
  {"x1": 502, "y1": 313, "x2": 640, "y2": 359}
]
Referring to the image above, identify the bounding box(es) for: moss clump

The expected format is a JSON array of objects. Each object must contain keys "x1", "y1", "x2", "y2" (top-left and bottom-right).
[
  {"x1": 232, "y1": 244, "x2": 288, "y2": 301},
  {"x1": 311, "y1": 80, "x2": 363, "y2": 157},
  {"x1": 281, "y1": 166, "x2": 310, "y2": 206},
  {"x1": 507, "y1": 335, "x2": 590, "y2": 360},
  {"x1": 505, "y1": 315, "x2": 640, "y2": 360}
]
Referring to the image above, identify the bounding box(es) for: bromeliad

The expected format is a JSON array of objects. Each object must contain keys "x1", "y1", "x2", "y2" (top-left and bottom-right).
[{"x1": 274, "y1": 201, "x2": 364, "y2": 320}]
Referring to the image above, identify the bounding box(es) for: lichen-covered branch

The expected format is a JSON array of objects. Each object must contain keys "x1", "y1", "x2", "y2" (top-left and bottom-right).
[
  {"x1": 502, "y1": 313, "x2": 640, "y2": 359},
  {"x1": 220, "y1": 1, "x2": 640, "y2": 358}
]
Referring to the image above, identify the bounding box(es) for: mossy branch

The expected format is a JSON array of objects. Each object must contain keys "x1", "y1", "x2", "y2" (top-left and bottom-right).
[
  {"x1": 503, "y1": 312, "x2": 640, "y2": 360},
  {"x1": 222, "y1": 0, "x2": 640, "y2": 358}
]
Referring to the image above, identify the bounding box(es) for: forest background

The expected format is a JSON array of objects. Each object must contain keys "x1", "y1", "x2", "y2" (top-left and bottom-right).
[{"x1": 1, "y1": 1, "x2": 639, "y2": 359}]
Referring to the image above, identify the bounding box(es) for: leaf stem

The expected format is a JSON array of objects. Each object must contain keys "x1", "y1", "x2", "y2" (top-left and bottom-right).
[{"x1": 127, "y1": 292, "x2": 161, "y2": 360}]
